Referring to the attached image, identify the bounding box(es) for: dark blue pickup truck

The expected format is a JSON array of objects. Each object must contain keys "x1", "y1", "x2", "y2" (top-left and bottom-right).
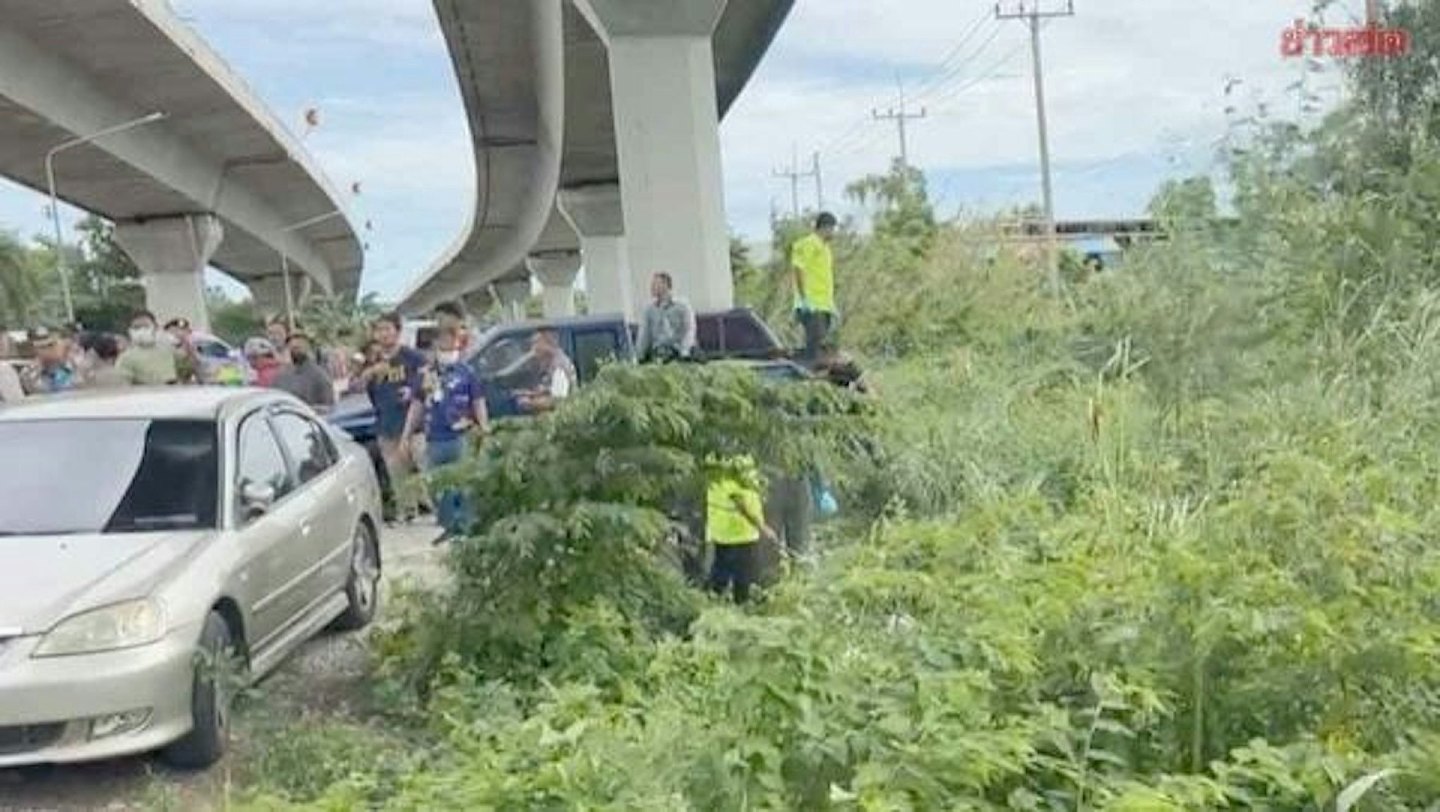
[{"x1": 328, "y1": 307, "x2": 793, "y2": 444}]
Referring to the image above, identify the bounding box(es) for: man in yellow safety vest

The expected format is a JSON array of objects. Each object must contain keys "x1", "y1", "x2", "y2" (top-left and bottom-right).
[{"x1": 789, "y1": 211, "x2": 839, "y2": 364}]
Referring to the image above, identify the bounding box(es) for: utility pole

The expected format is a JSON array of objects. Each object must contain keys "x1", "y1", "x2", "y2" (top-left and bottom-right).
[
  {"x1": 772, "y1": 144, "x2": 819, "y2": 218},
  {"x1": 812, "y1": 151, "x2": 825, "y2": 211},
  {"x1": 872, "y1": 78, "x2": 927, "y2": 170},
  {"x1": 998, "y1": 0, "x2": 1074, "y2": 295}
]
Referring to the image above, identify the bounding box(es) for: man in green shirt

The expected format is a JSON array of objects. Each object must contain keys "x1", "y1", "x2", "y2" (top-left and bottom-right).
[
  {"x1": 790, "y1": 211, "x2": 839, "y2": 364},
  {"x1": 117, "y1": 310, "x2": 179, "y2": 386}
]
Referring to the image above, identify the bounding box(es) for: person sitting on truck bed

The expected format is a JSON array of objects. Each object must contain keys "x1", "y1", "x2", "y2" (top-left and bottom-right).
[
  {"x1": 516, "y1": 328, "x2": 577, "y2": 414},
  {"x1": 636, "y1": 272, "x2": 697, "y2": 363}
]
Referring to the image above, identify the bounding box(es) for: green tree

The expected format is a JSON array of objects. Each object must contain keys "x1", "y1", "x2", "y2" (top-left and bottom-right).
[
  {"x1": 299, "y1": 291, "x2": 387, "y2": 349},
  {"x1": 208, "y1": 288, "x2": 264, "y2": 345},
  {"x1": 66, "y1": 215, "x2": 143, "y2": 330},
  {"x1": 845, "y1": 158, "x2": 938, "y2": 253},
  {"x1": 0, "y1": 231, "x2": 48, "y2": 328}
]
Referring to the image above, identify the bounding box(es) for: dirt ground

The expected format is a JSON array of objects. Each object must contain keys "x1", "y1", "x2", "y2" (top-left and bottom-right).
[{"x1": 0, "y1": 522, "x2": 444, "y2": 812}]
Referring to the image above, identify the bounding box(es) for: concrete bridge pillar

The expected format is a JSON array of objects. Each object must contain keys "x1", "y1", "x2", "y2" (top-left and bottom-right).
[
  {"x1": 493, "y1": 277, "x2": 532, "y2": 323},
  {"x1": 574, "y1": 0, "x2": 733, "y2": 314},
  {"x1": 527, "y1": 251, "x2": 582, "y2": 318},
  {"x1": 559, "y1": 184, "x2": 631, "y2": 319},
  {"x1": 462, "y1": 289, "x2": 494, "y2": 323},
  {"x1": 114, "y1": 214, "x2": 223, "y2": 333}
]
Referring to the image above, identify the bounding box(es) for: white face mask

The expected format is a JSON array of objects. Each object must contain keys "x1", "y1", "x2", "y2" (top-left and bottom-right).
[
  {"x1": 437, "y1": 350, "x2": 460, "y2": 365},
  {"x1": 129, "y1": 326, "x2": 156, "y2": 346}
]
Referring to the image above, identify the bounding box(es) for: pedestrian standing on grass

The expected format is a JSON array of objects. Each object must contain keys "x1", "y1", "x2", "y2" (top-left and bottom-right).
[
  {"x1": 116, "y1": 310, "x2": 179, "y2": 386},
  {"x1": 635, "y1": 272, "x2": 697, "y2": 363},
  {"x1": 411, "y1": 326, "x2": 488, "y2": 542},
  {"x1": 272, "y1": 332, "x2": 336, "y2": 411},
  {"x1": 789, "y1": 211, "x2": 840, "y2": 364},
  {"x1": 368, "y1": 312, "x2": 429, "y2": 522},
  {"x1": 706, "y1": 454, "x2": 777, "y2": 603}
]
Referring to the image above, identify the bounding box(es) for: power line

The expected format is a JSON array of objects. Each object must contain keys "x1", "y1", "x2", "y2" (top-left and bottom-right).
[
  {"x1": 925, "y1": 29, "x2": 1034, "y2": 113},
  {"x1": 910, "y1": 11, "x2": 999, "y2": 99},
  {"x1": 910, "y1": 21, "x2": 1006, "y2": 107},
  {"x1": 817, "y1": 9, "x2": 1002, "y2": 160},
  {"x1": 997, "y1": 0, "x2": 1074, "y2": 295}
]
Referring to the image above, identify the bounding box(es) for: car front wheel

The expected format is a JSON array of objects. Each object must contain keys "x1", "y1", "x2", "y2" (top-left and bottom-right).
[{"x1": 162, "y1": 611, "x2": 237, "y2": 770}]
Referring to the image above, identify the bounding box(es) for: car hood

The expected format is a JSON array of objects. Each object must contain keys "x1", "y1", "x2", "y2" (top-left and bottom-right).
[{"x1": 0, "y1": 530, "x2": 212, "y2": 634}]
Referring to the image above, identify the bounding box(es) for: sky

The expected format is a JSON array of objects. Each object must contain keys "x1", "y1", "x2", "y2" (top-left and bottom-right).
[{"x1": 0, "y1": 0, "x2": 1364, "y2": 302}]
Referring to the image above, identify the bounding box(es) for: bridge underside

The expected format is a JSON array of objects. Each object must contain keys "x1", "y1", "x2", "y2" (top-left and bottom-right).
[{"x1": 401, "y1": 0, "x2": 794, "y2": 322}]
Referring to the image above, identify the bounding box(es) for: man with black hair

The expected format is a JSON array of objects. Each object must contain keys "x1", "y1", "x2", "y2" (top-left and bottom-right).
[
  {"x1": 516, "y1": 328, "x2": 576, "y2": 414},
  {"x1": 366, "y1": 312, "x2": 428, "y2": 521},
  {"x1": 273, "y1": 332, "x2": 336, "y2": 410},
  {"x1": 433, "y1": 300, "x2": 472, "y2": 353},
  {"x1": 635, "y1": 272, "x2": 697, "y2": 363},
  {"x1": 790, "y1": 211, "x2": 840, "y2": 364}
]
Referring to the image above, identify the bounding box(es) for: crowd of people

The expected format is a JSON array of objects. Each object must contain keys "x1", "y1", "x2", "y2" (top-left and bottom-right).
[{"x1": 0, "y1": 213, "x2": 857, "y2": 603}]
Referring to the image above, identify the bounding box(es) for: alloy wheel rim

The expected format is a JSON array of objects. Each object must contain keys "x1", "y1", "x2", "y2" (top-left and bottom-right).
[{"x1": 353, "y1": 532, "x2": 379, "y2": 611}]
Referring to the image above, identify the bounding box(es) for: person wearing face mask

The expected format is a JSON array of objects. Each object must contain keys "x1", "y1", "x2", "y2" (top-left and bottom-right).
[
  {"x1": 409, "y1": 326, "x2": 487, "y2": 542},
  {"x1": 116, "y1": 310, "x2": 179, "y2": 386},
  {"x1": 272, "y1": 332, "x2": 336, "y2": 411}
]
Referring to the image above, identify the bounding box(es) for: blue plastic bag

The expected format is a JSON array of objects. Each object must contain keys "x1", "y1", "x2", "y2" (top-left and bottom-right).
[{"x1": 811, "y1": 476, "x2": 839, "y2": 519}]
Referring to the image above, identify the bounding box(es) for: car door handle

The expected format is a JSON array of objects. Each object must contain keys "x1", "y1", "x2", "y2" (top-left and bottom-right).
[
  {"x1": 300, "y1": 522, "x2": 313, "y2": 538},
  {"x1": 345, "y1": 485, "x2": 358, "y2": 505}
]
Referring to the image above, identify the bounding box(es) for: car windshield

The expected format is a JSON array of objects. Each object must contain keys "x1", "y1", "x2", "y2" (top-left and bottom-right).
[{"x1": 0, "y1": 419, "x2": 219, "y2": 536}]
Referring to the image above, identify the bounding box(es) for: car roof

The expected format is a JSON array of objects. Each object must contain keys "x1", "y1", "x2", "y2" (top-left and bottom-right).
[
  {"x1": 0, "y1": 386, "x2": 284, "y2": 423},
  {"x1": 483, "y1": 306, "x2": 763, "y2": 335}
]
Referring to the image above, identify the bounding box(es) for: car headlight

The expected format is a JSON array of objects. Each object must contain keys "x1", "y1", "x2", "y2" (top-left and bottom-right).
[{"x1": 32, "y1": 599, "x2": 167, "y2": 658}]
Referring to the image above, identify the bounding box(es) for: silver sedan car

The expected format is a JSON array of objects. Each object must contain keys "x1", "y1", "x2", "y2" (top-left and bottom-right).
[{"x1": 0, "y1": 387, "x2": 384, "y2": 769}]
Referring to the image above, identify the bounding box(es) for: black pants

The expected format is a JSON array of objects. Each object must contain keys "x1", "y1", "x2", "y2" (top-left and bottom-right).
[
  {"x1": 708, "y1": 542, "x2": 761, "y2": 603},
  {"x1": 797, "y1": 310, "x2": 833, "y2": 364}
]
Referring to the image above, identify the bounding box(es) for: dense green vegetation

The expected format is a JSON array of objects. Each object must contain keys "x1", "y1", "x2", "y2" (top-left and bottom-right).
[{"x1": 214, "y1": 8, "x2": 1440, "y2": 807}]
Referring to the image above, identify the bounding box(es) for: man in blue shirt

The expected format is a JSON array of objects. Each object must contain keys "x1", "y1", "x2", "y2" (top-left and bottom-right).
[
  {"x1": 365, "y1": 312, "x2": 428, "y2": 523},
  {"x1": 413, "y1": 326, "x2": 488, "y2": 541}
]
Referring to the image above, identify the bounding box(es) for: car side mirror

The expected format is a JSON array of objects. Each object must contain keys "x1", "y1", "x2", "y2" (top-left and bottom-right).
[{"x1": 240, "y1": 481, "x2": 277, "y2": 520}]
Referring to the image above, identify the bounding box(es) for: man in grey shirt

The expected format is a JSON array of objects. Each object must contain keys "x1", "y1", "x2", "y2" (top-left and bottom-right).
[
  {"x1": 635, "y1": 272, "x2": 697, "y2": 363},
  {"x1": 272, "y1": 332, "x2": 336, "y2": 412}
]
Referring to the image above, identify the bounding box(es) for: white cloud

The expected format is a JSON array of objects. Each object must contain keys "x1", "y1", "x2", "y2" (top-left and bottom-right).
[
  {"x1": 0, "y1": 0, "x2": 1374, "y2": 303},
  {"x1": 721, "y1": 0, "x2": 1357, "y2": 235}
]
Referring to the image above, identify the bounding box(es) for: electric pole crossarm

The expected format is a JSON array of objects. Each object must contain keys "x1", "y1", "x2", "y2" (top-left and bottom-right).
[{"x1": 872, "y1": 78, "x2": 928, "y2": 170}]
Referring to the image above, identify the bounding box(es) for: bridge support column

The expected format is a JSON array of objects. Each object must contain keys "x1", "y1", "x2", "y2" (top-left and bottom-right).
[
  {"x1": 114, "y1": 215, "x2": 223, "y2": 332},
  {"x1": 576, "y1": 0, "x2": 733, "y2": 314},
  {"x1": 559, "y1": 185, "x2": 631, "y2": 318},
  {"x1": 462, "y1": 289, "x2": 494, "y2": 323},
  {"x1": 527, "y1": 251, "x2": 582, "y2": 319},
  {"x1": 493, "y1": 278, "x2": 532, "y2": 323}
]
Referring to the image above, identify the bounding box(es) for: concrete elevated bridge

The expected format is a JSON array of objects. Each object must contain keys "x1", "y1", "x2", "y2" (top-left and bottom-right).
[
  {"x1": 398, "y1": 0, "x2": 795, "y2": 322},
  {"x1": 0, "y1": 0, "x2": 363, "y2": 330}
]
